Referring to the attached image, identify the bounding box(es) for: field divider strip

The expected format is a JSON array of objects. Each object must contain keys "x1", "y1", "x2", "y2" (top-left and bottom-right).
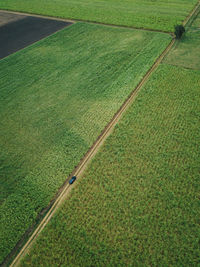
[
  {"x1": 0, "y1": 9, "x2": 173, "y2": 35},
  {"x1": 183, "y1": 0, "x2": 200, "y2": 27},
  {"x1": 10, "y1": 36, "x2": 175, "y2": 267},
  {"x1": 0, "y1": 17, "x2": 73, "y2": 62},
  {"x1": 1, "y1": 0, "x2": 199, "y2": 41}
]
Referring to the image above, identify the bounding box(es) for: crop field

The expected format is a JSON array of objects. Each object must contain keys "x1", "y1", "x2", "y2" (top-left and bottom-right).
[
  {"x1": 21, "y1": 63, "x2": 200, "y2": 266},
  {"x1": 164, "y1": 10, "x2": 200, "y2": 70},
  {"x1": 0, "y1": 22, "x2": 172, "y2": 263},
  {"x1": 0, "y1": 0, "x2": 198, "y2": 32}
]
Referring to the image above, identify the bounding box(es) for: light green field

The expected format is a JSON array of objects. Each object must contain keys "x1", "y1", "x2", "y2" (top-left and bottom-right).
[
  {"x1": 0, "y1": 23, "x2": 172, "y2": 263},
  {"x1": 0, "y1": 0, "x2": 198, "y2": 32},
  {"x1": 164, "y1": 9, "x2": 200, "y2": 69},
  {"x1": 21, "y1": 63, "x2": 200, "y2": 266}
]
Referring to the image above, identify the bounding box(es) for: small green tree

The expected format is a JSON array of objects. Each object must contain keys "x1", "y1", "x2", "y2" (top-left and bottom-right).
[{"x1": 174, "y1": 25, "x2": 185, "y2": 39}]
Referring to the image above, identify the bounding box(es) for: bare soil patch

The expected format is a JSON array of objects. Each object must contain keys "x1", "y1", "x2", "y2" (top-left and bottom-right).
[
  {"x1": 0, "y1": 11, "x2": 72, "y2": 60},
  {"x1": 0, "y1": 11, "x2": 26, "y2": 26}
]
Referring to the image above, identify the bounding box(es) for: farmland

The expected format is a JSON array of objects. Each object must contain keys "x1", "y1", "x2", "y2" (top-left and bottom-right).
[
  {"x1": 0, "y1": 0, "x2": 198, "y2": 32},
  {"x1": 21, "y1": 63, "x2": 200, "y2": 266},
  {"x1": 164, "y1": 9, "x2": 200, "y2": 69},
  {"x1": 0, "y1": 23, "x2": 172, "y2": 263}
]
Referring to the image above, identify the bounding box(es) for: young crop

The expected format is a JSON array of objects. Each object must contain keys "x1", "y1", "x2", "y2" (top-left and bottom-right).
[
  {"x1": 0, "y1": 0, "x2": 198, "y2": 32},
  {"x1": 0, "y1": 23, "x2": 171, "y2": 263},
  {"x1": 21, "y1": 64, "x2": 200, "y2": 266}
]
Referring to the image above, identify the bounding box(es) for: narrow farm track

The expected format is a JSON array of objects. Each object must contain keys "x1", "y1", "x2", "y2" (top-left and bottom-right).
[
  {"x1": 7, "y1": 2, "x2": 200, "y2": 266},
  {"x1": 0, "y1": 0, "x2": 199, "y2": 34},
  {"x1": 183, "y1": 0, "x2": 200, "y2": 26},
  {"x1": 0, "y1": 9, "x2": 172, "y2": 35}
]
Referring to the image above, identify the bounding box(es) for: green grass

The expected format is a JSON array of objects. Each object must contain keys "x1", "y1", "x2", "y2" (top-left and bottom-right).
[
  {"x1": 164, "y1": 10, "x2": 200, "y2": 70},
  {"x1": 21, "y1": 63, "x2": 200, "y2": 266},
  {"x1": 0, "y1": 0, "x2": 198, "y2": 32},
  {"x1": 0, "y1": 23, "x2": 172, "y2": 263}
]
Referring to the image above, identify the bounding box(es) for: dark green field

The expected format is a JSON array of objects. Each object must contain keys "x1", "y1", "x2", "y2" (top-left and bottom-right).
[
  {"x1": 0, "y1": 22, "x2": 172, "y2": 263},
  {"x1": 0, "y1": 0, "x2": 198, "y2": 32}
]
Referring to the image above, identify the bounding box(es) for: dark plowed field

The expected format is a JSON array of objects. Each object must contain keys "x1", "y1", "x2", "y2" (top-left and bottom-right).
[{"x1": 0, "y1": 11, "x2": 72, "y2": 59}]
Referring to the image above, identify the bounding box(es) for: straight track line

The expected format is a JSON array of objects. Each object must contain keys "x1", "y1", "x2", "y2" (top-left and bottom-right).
[
  {"x1": 1, "y1": 0, "x2": 199, "y2": 38},
  {"x1": 183, "y1": 0, "x2": 200, "y2": 27},
  {"x1": 0, "y1": 9, "x2": 173, "y2": 35}
]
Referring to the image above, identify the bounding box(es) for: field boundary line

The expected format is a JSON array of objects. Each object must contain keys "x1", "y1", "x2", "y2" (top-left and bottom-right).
[
  {"x1": 0, "y1": 22, "x2": 73, "y2": 62},
  {"x1": 163, "y1": 1, "x2": 200, "y2": 61},
  {"x1": 9, "y1": 36, "x2": 175, "y2": 267},
  {"x1": 0, "y1": 9, "x2": 75, "y2": 23},
  {"x1": 0, "y1": 9, "x2": 173, "y2": 35},
  {"x1": 0, "y1": 0, "x2": 199, "y2": 38},
  {"x1": 183, "y1": 0, "x2": 200, "y2": 27}
]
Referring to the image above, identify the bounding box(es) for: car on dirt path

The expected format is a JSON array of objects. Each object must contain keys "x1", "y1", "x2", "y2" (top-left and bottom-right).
[{"x1": 69, "y1": 176, "x2": 76, "y2": 184}]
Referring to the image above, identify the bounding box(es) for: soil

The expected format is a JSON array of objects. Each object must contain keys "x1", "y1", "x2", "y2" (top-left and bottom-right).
[
  {"x1": 0, "y1": 11, "x2": 72, "y2": 60},
  {"x1": 0, "y1": 11, "x2": 26, "y2": 27}
]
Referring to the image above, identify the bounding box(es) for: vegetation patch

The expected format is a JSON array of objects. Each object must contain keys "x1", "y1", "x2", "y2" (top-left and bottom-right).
[
  {"x1": 0, "y1": 22, "x2": 171, "y2": 263},
  {"x1": 21, "y1": 64, "x2": 200, "y2": 266},
  {"x1": 0, "y1": 0, "x2": 198, "y2": 32},
  {"x1": 165, "y1": 11, "x2": 200, "y2": 69},
  {"x1": 174, "y1": 25, "x2": 185, "y2": 39}
]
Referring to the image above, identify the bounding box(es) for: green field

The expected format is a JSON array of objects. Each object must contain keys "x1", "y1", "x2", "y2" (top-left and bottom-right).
[
  {"x1": 0, "y1": 23, "x2": 172, "y2": 263},
  {"x1": 164, "y1": 9, "x2": 200, "y2": 69},
  {"x1": 21, "y1": 63, "x2": 200, "y2": 266},
  {"x1": 0, "y1": 0, "x2": 198, "y2": 32},
  {"x1": 20, "y1": 11, "x2": 200, "y2": 266}
]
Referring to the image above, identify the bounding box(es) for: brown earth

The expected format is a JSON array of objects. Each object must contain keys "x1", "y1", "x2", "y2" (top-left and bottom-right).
[
  {"x1": 0, "y1": 11, "x2": 25, "y2": 27},
  {"x1": 0, "y1": 11, "x2": 72, "y2": 60}
]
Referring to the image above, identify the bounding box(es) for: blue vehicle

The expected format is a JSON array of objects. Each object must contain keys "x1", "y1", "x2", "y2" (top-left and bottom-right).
[{"x1": 69, "y1": 176, "x2": 76, "y2": 184}]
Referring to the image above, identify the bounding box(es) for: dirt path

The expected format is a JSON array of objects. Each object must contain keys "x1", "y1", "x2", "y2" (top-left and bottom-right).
[
  {"x1": 0, "y1": 11, "x2": 25, "y2": 26},
  {"x1": 0, "y1": 0, "x2": 199, "y2": 35},
  {"x1": 0, "y1": 9, "x2": 173, "y2": 35},
  {"x1": 7, "y1": 1, "x2": 200, "y2": 266},
  {"x1": 183, "y1": 0, "x2": 200, "y2": 27}
]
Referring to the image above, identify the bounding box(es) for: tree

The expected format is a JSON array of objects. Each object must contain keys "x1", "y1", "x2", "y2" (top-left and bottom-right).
[{"x1": 174, "y1": 25, "x2": 185, "y2": 39}]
